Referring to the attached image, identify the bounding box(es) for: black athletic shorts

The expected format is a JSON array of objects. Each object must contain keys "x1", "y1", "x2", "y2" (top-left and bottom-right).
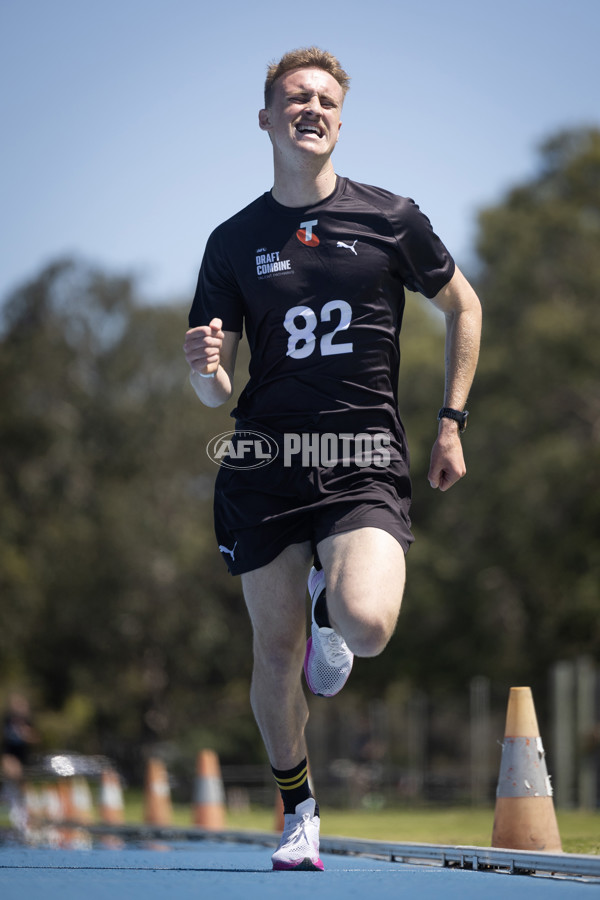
[{"x1": 212, "y1": 423, "x2": 414, "y2": 575}]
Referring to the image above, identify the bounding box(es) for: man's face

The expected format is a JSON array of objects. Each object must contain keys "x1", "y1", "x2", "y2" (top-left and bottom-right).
[{"x1": 259, "y1": 67, "x2": 343, "y2": 163}]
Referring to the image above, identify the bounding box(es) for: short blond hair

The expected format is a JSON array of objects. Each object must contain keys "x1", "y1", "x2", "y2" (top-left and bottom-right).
[{"x1": 264, "y1": 47, "x2": 350, "y2": 107}]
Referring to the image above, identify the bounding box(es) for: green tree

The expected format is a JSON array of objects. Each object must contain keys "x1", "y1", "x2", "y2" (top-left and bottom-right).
[
  {"x1": 469, "y1": 128, "x2": 600, "y2": 680},
  {"x1": 0, "y1": 260, "x2": 254, "y2": 767}
]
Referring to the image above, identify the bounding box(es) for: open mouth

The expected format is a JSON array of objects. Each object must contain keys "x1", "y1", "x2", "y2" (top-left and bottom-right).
[{"x1": 295, "y1": 123, "x2": 324, "y2": 138}]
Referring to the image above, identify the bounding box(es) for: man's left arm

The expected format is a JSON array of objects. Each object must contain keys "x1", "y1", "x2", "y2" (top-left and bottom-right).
[{"x1": 427, "y1": 265, "x2": 482, "y2": 491}]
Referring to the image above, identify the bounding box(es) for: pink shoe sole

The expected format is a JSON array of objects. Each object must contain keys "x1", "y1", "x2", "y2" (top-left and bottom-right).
[{"x1": 273, "y1": 856, "x2": 324, "y2": 871}]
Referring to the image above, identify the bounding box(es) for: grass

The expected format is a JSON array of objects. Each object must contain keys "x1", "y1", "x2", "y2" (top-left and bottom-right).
[
  {"x1": 224, "y1": 806, "x2": 600, "y2": 856},
  {"x1": 123, "y1": 795, "x2": 599, "y2": 856}
]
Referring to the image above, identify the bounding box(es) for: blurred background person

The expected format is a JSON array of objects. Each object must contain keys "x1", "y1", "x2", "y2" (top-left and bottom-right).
[{"x1": 1, "y1": 693, "x2": 37, "y2": 828}]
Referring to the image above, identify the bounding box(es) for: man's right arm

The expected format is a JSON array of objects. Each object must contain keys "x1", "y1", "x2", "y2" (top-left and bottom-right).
[{"x1": 184, "y1": 317, "x2": 240, "y2": 408}]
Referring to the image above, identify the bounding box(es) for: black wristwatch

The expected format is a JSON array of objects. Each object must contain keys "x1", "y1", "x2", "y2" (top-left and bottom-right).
[{"x1": 438, "y1": 407, "x2": 469, "y2": 432}]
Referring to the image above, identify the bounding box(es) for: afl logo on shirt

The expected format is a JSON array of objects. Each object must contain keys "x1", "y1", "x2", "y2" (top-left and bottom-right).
[
  {"x1": 296, "y1": 218, "x2": 319, "y2": 247},
  {"x1": 206, "y1": 430, "x2": 279, "y2": 469}
]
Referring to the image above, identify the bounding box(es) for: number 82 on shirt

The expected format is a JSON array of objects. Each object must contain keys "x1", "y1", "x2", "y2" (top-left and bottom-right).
[{"x1": 283, "y1": 300, "x2": 353, "y2": 359}]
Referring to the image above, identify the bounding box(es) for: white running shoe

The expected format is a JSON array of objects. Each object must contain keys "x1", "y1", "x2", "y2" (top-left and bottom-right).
[
  {"x1": 271, "y1": 797, "x2": 324, "y2": 871},
  {"x1": 303, "y1": 567, "x2": 353, "y2": 697}
]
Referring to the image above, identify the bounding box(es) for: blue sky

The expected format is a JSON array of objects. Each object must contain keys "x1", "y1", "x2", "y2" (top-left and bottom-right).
[{"x1": 1, "y1": 0, "x2": 598, "y2": 306}]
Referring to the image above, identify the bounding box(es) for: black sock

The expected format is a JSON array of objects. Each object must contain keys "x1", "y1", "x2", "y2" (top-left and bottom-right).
[
  {"x1": 272, "y1": 757, "x2": 318, "y2": 815},
  {"x1": 310, "y1": 548, "x2": 330, "y2": 627},
  {"x1": 313, "y1": 588, "x2": 331, "y2": 628}
]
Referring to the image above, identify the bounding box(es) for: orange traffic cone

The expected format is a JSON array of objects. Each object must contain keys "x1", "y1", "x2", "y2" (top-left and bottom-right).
[
  {"x1": 69, "y1": 776, "x2": 95, "y2": 824},
  {"x1": 56, "y1": 778, "x2": 75, "y2": 822},
  {"x1": 100, "y1": 770, "x2": 125, "y2": 825},
  {"x1": 41, "y1": 782, "x2": 63, "y2": 822},
  {"x1": 143, "y1": 758, "x2": 173, "y2": 825},
  {"x1": 274, "y1": 790, "x2": 285, "y2": 832},
  {"x1": 492, "y1": 686, "x2": 562, "y2": 852},
  {"x1": 55, "y1": 776, "x2": 94, "y2": 825},
  {"x1": 193, "y1": 749, "x2": 226, "y2": 829}
]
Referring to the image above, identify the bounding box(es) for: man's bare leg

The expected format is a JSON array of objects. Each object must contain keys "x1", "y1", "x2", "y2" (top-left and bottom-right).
[
  {"x1": 241, "y1": 541, "x2": 312, "y2": 769},
  {"x1": 242, "y1": 526, "x2": 406, "y2": 768},
  {"x1": 316, "y1": 526, "x2": 406, "y2": 657}
]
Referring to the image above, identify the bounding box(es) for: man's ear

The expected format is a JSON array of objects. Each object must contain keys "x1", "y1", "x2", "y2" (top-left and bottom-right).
[{"x1": 258, "y1": 108, "x2": 271, "y2": 131}]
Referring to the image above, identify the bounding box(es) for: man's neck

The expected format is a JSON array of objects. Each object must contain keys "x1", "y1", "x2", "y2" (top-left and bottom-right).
[{"x1": 270, "y1": 160, "x2": 338, "y2": 208}]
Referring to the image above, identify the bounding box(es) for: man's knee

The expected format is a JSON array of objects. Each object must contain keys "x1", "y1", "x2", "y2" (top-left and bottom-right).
[
  {"x1": 341, "y1": 607, "x2": 399, "y2": 658},
  {"x1": 317, "y1": 526, "x2": 406, "y2": 656},
  {"x1": 253, "y1": 630, "x2": 304, "y2": 674}
]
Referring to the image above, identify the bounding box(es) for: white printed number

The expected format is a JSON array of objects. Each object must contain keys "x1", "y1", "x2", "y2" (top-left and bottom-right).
[{"x1": 284, "y1": 300, "x2": 353, "y2": 360}]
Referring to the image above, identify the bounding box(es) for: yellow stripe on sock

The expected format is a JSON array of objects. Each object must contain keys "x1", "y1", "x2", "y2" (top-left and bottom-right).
[{"x1": 274, "y1": 766, "x2": 308, "y2": 790}]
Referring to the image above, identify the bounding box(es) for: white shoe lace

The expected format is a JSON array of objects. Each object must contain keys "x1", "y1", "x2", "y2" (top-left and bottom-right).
[
  {"x1": 282, "y1": 812, "x2": 313, "y2": 847},
  {"x1": 321, "y1": 630, "x2": 351, "y2": 665}
]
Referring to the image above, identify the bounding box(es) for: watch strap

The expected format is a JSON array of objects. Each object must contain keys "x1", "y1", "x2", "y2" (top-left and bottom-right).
[{"x1": 438, "y1": 407, "x2": 469, "y2": 432}]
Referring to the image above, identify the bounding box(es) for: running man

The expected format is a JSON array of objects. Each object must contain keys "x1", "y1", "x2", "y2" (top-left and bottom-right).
[{"x1": 184, "y1": 47, "x2": 482, "y2": 871}]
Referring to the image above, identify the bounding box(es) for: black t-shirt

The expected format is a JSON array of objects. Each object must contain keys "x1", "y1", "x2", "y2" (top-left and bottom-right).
[{"x1": 189, "y1": 176, "x2": 454, "y2": 438}]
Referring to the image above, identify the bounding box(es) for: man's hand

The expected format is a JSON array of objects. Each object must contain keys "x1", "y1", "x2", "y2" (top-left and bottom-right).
[
  {"x1": 184, "y1": 318, "x2": 224, "y2": 375},
  {"x1": 428, "y1": 420, "x2": 467, "y2": 491}
]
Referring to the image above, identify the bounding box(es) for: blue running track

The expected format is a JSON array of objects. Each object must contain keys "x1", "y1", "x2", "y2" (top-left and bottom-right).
[{"x1": 0, "y1": 837, "x2": 597, "y2": 900}]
